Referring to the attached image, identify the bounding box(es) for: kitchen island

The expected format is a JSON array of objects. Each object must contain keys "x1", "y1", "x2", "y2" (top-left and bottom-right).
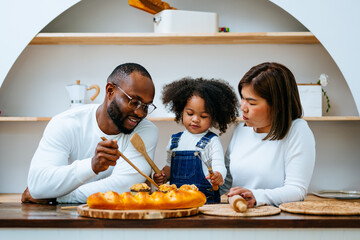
[
  {"x1": 1, "y1": 194, "x2": 360, "y2": 239},
  {"x1": 1, "y1": 202, "x2": 360, "y2": 228}
]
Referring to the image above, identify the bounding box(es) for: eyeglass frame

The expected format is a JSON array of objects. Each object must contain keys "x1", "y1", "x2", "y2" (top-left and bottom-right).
[{"x1": 112, "y1": 82, "x2": 157, "y2": 114}]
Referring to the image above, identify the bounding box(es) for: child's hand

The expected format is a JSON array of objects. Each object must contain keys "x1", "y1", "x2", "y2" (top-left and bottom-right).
[
  {"x1": 206, "y1": 171, "x2": 224, "y2": 186},
  {"x1": 153, "y1": 170, "x2": 167, "y2": 185}
]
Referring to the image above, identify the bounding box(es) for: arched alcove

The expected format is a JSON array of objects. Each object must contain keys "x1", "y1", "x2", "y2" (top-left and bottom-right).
[
  {"x1": 1, "y1": 0, "x2": 359, "y2": 114},
  {"x1": 1, "y1": 0, "x2": 360, "y2": 195}
]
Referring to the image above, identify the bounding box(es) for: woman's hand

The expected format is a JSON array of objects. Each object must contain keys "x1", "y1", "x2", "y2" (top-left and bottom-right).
[
  {"x1": 206, "y1": 171, "x2": 224, "y2": 186},
  {"x1": 228, "y1": 187, "x2": 256, "y2": 208}
]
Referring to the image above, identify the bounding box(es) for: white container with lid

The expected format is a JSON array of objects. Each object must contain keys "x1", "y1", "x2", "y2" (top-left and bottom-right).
[{"x1": 154, "y1": 10, "x2": 218, "y2": 33}]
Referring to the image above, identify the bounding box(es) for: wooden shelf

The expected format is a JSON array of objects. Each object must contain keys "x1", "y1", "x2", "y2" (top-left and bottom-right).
[
  {"x1": 1, "y1": 116, "x2": 359, "y2": 122},
  {"x1": 0, "y1": 117, "x2": 51, "y2": 122},
  {"x1": 303, "y1": 116, "x2": 360, "y2": 121},
  {"x1": 29, "y1": 32, "x2": 319, "y2": 45}
]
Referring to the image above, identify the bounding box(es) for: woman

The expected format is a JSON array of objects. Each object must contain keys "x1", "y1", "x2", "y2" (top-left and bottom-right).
[{"x1": 222, "y1": 62, "x2": 315, "y2": 208}]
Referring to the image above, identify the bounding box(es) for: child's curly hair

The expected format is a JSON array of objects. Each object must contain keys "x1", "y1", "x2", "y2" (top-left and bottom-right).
[{"x1": 162, "y1": 77, "x2": 239, "y2": 134}]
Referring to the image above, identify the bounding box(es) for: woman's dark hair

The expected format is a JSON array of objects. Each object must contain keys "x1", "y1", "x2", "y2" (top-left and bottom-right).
[
  {"x1": 239, "y1": 62, "x2": 302, "y2": 140},
  {"x1": 162, "y1": 77, "x2": 239, "y2": 134}
]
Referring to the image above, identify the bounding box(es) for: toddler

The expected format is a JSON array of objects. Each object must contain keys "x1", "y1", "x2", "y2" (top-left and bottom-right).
[{"x1": 153, "y1": 77, "x2": 239, "y2": 203}]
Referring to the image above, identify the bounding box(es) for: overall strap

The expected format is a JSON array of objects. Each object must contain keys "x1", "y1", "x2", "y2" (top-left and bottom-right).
[
  {"x1": 170, "y1": 131, "x2": 184, "y2": 150},
  {"x1": 195, "y1": 131, "x2": 217, "y2": 149}
]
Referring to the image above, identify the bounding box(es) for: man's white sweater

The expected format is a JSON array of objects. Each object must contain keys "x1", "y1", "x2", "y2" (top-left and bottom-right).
[{"x1": 28, "y1": 104, "x2": 158, "y2": 203}]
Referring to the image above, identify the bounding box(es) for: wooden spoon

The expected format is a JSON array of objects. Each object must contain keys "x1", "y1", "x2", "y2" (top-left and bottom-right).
[
  {"x1": 100, "y1": 137, "x2": 160, "y2": 189},
  {"x1": 130, "y1": 133, "x2": 161, "y2": 174}
]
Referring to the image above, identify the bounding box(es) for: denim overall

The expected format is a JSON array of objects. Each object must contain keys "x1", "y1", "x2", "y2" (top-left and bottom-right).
[{"x1": 169, "y1": 131, "x2": 220, "y2": 203}]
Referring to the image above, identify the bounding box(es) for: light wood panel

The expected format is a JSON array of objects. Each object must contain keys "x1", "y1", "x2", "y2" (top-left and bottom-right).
[
  {"x1": 0, "y1": 193, "x2": 21, "y2": 203},
  {"x1": 29, "y1": 32, "x2": 319, "y2": 45},
  {"x1": 0, "y1": 117, "x2": 51, "y2": 121},
  {"x1": 303, "y1": 116, "x2": 360, "y2": 121}
]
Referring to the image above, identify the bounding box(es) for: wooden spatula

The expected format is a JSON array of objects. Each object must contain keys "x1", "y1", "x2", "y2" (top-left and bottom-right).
[{"x1": 130, "y1": 133, "x2": 161, "y2": 174}]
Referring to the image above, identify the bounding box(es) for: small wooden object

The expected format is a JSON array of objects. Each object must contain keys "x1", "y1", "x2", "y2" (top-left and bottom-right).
[
  {"x1": 60, "y1": 206, "x2": 78, "y2": 210},
  {"x1": 128, "y1": 0, "x2": 176, "y2": 15},
  {"x1": 100, "y1": 137, "x2": 160, "y2": 189},
  {"x1": 130, "y1": 133, "x2": 161, "y2": 174},
  {"x1": 229, "y1": 195, "x2": 247, "y2": 212},
  {"x1": 88, "y1": 84, "x2": 100, "y2": 101}
]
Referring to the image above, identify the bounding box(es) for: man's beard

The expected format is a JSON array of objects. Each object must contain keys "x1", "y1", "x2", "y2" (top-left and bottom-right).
[{"x1": 107, "y1": 100, "x2": 140, "y2": 134}]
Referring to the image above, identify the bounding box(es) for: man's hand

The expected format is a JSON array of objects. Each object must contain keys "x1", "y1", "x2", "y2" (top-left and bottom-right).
[
  {"x1": 21, "y1": 187, "x2": 56, "y2": 205},
  {"x1": 92, "y1": 139, "x2": 121, "y2": 174},
  {"x1": 228, "y1": 187, "x2": 256, "y2": 208}
]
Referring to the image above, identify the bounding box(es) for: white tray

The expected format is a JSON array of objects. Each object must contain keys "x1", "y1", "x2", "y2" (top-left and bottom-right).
[{"x1": 312, "y1": 190, "x2": 360, "y2": 199}]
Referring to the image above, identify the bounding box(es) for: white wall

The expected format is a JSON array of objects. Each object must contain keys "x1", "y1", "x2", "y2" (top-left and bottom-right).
[
  {"x1": 0, "y1": 0, "x2": 360, "y2": 193},
  {"x1": 0, "y1": 0, "x2": 80, "y2": 88},
  {"x1": 270, "y1": 0, "x2": 360, "y2": 116}
]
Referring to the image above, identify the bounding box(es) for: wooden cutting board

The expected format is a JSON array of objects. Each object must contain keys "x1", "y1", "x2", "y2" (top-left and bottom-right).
[
  {"x1": 199, "y1": 204, "x2": 280, "y2": 217},
  {"x1": 279, "y1": 200, "x2": 360, "y2": 215},
  {"x1": 77, "y1": 204, "x2": 199, "y2": 219}
]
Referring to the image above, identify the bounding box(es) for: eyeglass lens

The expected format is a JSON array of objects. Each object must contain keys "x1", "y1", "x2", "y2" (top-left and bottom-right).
[
  {"x1": 129, "y1": 99, "x2": 156, "y2": 114},
  {"x1": 113, "y1": 82, "x2": 156, "y2": 114}
]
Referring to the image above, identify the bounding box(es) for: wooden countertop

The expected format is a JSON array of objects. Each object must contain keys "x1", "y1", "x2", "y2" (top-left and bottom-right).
[{"x1": 1, "y1": 194, "x2": 360, "y2": 228}]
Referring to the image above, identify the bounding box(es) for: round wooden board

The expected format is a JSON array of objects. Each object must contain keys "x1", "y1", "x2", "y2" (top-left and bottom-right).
[
  {"x1": 279, "y1": 200, "x2": 360, "y2": 215},
  {"x1": 77, "y1": 205, "x2": 199, "y2": 219},
  {"x1": 199, "y1": 204, "x2": 280, "y2": 217}
]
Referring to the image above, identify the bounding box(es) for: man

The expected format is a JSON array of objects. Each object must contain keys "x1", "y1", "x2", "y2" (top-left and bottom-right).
[{"x1": 21, "y1": 63, "x2": 159, "y2": 204}]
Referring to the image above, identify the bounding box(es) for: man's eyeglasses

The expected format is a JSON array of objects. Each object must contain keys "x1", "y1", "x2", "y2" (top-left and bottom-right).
[{"x1": 112, "y1": 83, "x2": 156, "y2": 114}]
